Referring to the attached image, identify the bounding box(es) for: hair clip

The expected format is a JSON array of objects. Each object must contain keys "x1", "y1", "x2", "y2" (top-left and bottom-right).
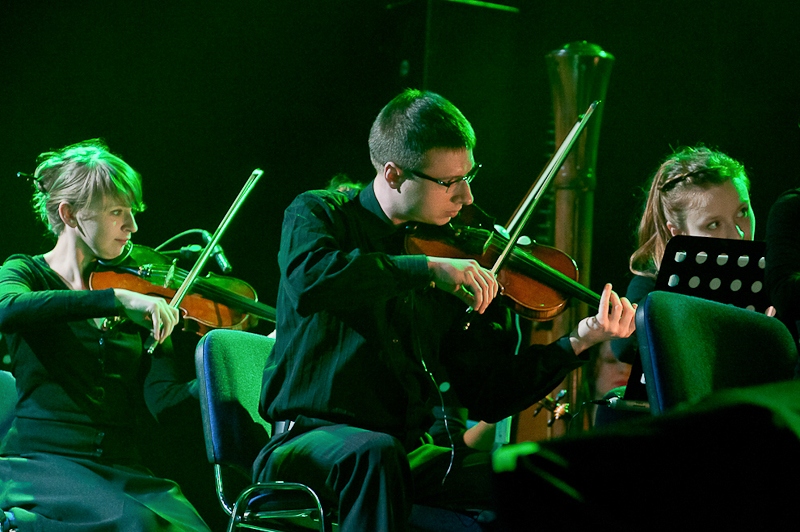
[
  {"x1": 659, "y1": 169, "x2": 707, "y2": 192},
  {"x1": 17, "y1": 171, "x2": 47, "y2": 193},
  {"x1": 658, "y1": 174, "x2": 687, "y2": 192}
]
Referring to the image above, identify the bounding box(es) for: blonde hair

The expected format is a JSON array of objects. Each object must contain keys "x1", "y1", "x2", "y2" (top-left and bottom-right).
[
  {"x1": 31, "y1": 139, "x2": 144, "y2": 237},
  {"x1": 629, "y1": 146, "x2": 750, "y2": 278}
]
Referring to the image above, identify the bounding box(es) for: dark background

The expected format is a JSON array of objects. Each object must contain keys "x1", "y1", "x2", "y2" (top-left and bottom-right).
[
  {"x1": 3, "y1": 2, "x2": 799, "y2": 527},
  {"x1": 2, "y1": 0, "x2": 799, "y2": 328}
]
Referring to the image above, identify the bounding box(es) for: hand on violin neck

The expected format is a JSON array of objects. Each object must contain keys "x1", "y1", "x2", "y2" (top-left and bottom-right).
[
  {"x1": 427, "y1": 257, "x2": 498, "y2": 314},
  {"x1": 113, "y1": 289, "x2": 180, "y2": 344},
  {"x1": 567, "y1": 283, "x2": 637, "y2": 355}
]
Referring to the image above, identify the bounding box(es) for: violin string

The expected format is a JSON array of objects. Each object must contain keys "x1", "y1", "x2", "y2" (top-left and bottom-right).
[
  {"x1": 138, "y1": 265, "x2": 270, "y2": 316},
  {"x1": 506, "y1": 248, "x2": 601, "y2": 306}
]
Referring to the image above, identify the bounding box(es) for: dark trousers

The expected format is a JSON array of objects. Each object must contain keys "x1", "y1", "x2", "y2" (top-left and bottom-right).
[{"x1": 253, "y1": 418, "x2": 493, "y2": 532}]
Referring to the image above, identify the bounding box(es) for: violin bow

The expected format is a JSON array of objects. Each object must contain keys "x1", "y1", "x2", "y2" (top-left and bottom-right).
[
  {"x1": 144, "y1": 168, "x2": 265, "y2": 354},
  {"x1": 492, "y1": 101, "x2": 599, "y2": 277},
  {"x1": 462, "y1": 102, "x2": 598, "y2": 329}
]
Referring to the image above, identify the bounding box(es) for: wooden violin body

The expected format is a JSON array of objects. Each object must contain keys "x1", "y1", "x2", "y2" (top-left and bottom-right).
[
  {"x1": 405, "y1": 222, "x2": 601, "y2": 321},
  {"x1": 90, "y1": 243, "x2": 276, "y2": 336}
]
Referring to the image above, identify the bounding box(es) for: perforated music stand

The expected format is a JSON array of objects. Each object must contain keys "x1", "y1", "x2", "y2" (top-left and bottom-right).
[
  {"x1": 654, "y1": 235, "x2": 769, "y2": 313},
  {"x1": 622, "y1": 235, "x2": 770, "y2": 404}
]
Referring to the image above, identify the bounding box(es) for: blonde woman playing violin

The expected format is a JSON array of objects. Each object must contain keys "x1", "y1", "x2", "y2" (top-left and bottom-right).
[{"x1": 0, "y1": 139, "x2": 209, "y2": 532}]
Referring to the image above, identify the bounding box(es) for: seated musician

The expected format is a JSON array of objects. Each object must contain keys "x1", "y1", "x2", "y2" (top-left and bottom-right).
[
  {"x1": 493, "y1": 150, "x2": 799, "y2": 530},
  {"x1": 253, "y1": 88, "x2": 636, "y2": 530},
  {"x1": 324, "y1": 175, "x2": 500, "y2": 452},
  {"x1": 0, "y1": 139, "x2": 210, "y2": 531},
  {"x1": 611, "y1": 145, "x2": 760, "y2": 365}
]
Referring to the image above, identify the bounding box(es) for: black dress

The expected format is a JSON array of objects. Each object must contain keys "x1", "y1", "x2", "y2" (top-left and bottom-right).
[{"x1": 0, "y1": 254, "x2": 209, "y2": 531}]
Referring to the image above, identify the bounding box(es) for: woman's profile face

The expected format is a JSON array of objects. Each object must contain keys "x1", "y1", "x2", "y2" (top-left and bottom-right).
[
  {"x1": 74, "y1": 194, "x2": 138, "y2": 261},
  {"x1": 669, "y1": 179, "x2": 755, "y2": 241}
]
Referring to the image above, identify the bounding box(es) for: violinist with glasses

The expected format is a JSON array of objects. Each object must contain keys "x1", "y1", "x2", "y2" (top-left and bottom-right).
[
  {"x1": 254, "y1": 89, "x2": 637, "y2": 531},
  {"x1": 0, "y1": 139, "x2": 210, "y2": 531}
]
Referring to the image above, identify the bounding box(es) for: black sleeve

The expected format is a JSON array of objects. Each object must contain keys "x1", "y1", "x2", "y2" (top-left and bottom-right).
[
  {"x1": 143, "y1": 337, "x2": 196, "y2": 420},
  {"x1": 279, "y1": 192, "x2": 432, "y2": 315},
  {"x1": 0, "y1": 256, "x2": 120, "y2": 333},
  {"x1": 440, "y1": 306, "x2": 587, "y2": 423},
  {"x1": 765, "y1": 189, "x2": 800, "y2": 332}
]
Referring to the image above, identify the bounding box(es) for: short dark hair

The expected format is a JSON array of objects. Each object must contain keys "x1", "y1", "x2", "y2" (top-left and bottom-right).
[{"x1": 368, "y1": 89, "x2": 476, "y2": 172}]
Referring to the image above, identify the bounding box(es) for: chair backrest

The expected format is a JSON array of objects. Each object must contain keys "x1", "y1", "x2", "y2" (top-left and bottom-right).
[
  {"x1": 636, "y1": 291, "x2": 798, "y2": 414},
  {"x1": 195, "y1": 329, "x2": 274, "y2": 475}
]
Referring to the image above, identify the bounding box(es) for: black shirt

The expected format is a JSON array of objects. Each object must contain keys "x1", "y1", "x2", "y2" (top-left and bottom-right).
[
  {"x1": 766, "y1": 188, "x2": 800, "y2": 342},
  {"x1": 0, "y1": 254, "x2": 193, "y2": 457},
  {"x1": 260, "y1": 183, "x2": 587, "y2": 448}
]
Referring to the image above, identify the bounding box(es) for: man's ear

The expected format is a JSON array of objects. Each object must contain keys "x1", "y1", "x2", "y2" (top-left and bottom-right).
[
  {"x1": 666, "y1": 221, "x2": 682, "y2": 236},
  {"x1": 58, "y1": 202, "x2": 78, "y2": 228},
  {"x1": 383, "y1": 162, "x2": 405, "y2": 192}
]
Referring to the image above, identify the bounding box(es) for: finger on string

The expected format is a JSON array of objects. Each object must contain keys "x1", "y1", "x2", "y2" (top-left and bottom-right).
[
  {"x1": 484, "y1": 270, "x2": 499, "y2": 305},
  {"x1": 483, "y1": 268, "x2": 499, "y2": 298},
  {"x1": 165, "y1": 308, "x2": 178, "y2": 329},
  {"x1": 597, "y1": 283, "x2": 613, "y2": 323},
  {"x1": 609, "y1": 290, "x2": 624, "y2": 323},
  {"x1": 162, "y1": 319, "x2": 174, "y2": 340},
  {"x1": 478, "y1": 275, "x2": 495, "y2": 313}
]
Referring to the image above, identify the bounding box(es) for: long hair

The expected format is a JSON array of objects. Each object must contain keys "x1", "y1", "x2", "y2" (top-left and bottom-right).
[
  {"x1": 31, "y1": 138, "x2": 144, "y2": 237},
  {"x1": 629, "y1": 146, "x2": 750, "y2": 277}
]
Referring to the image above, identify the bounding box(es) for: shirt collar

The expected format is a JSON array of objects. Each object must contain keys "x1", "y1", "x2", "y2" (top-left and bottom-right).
[{"x1": 358, "y1": 180, "x2": 398, "y2": 237}]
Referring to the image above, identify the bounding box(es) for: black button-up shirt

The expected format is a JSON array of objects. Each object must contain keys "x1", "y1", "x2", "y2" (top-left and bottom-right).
[{"x1": 260, "y1": 182, "x2": 586, "y2": 448}]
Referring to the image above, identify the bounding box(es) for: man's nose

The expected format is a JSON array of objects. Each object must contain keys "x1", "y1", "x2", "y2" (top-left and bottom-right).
[{"x1": 453, "y1": 181, "x2": 473, "y2": 205}]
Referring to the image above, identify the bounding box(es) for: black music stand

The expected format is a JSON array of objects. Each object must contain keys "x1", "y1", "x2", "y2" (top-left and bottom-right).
[
  {"x1": 623, "y1": 235, "x2": 769, "y2": 403},
  {"x1": 654, "y1": 235, "x2": 769, "y2": 312}
]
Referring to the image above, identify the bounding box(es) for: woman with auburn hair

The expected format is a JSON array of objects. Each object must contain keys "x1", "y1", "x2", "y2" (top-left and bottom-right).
[{"x1": 612, "y1": 145, "x2": 757, "y2": 362}]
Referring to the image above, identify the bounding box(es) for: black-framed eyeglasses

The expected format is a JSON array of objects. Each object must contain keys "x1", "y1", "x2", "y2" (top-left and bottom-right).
[{"x1": 407, "y1": 163, "x2": 482, "y2": 192}]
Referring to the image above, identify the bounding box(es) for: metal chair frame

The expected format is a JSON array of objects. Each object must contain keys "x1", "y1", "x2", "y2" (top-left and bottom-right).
[{"x1": 195, "y1": 329, "x2": 329, "y2": 532}]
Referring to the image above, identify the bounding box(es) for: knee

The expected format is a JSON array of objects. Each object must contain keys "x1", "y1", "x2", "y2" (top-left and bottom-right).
[
  {"x1": 336, "y1": 431, "x2": 408, "y2": 480},
  {"x1": 356, "y1": 432, "x2": 405, "y2": 465}
]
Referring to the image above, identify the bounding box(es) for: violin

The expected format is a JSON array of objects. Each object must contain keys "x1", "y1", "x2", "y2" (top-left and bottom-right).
[
  {"x1": 404, "y1": 101, "x2": 604, "y2": 322},
  {"x1": 405, "y1": 219, "x2": 601, "y2": 321},
  {"x1": 89, "y1": 242, "x2": 276, "y2": 336}
]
